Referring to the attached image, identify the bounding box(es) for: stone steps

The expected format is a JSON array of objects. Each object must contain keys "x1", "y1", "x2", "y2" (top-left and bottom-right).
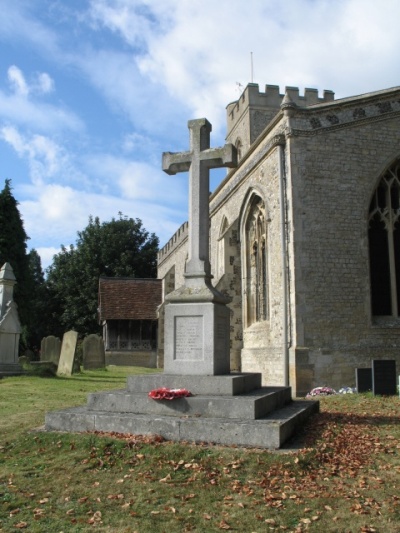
[
  {"x1": 126, "y1": 372, "x2": 262, "y2": 395},
  {"x1": 45, "y1": 401, "x2": 317, "y2": 449},
  {"x1": 87, "y1": 386, "x2": 292, "y2": 420},
  {"x1": 45, "y1": 372, "x2": 319, "y2": 449}
]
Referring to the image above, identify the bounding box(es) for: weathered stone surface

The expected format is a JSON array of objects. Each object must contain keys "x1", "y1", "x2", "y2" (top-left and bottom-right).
[
  {"x1": 57, "y1": 330, "x2": 78, "y2": 376},
  {"x1": 0, "y1": 263, "x2": 22, "y2": 375},
  {"x1": 87, "y1": 386, "x2": 291, "y2": 419},
  {"x1": 45, "y1": 389, "x2": 318, "y2": 449},
  {"x1": 40, "y1": 336, "x2": 61, "y2": 364},
  {"x1": 82, "y1": 334, "x2": 105, "y2": 370},
  {"x1": 162, "y1": 119, "x2": 237, "y2": 376},
  {"x1": 127, "y1": 372, "x2": 261, "y2": 395}
]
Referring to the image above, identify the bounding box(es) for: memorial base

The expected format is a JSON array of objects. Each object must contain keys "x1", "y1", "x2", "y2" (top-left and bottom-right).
[
  {"x1": 164, "y1": 301, "x2": 230, "y2": 375},
  {"x1": 45, "y1": 373, "x2": 319, "y2": 449}
]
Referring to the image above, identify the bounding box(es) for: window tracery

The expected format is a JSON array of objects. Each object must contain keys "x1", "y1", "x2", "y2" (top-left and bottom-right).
[
  {"x1": 369, "y1": 160, "x2": 400, "y2": 316},
  {"x1": 243, "y1": 195, "x2": 268, "y2": 325}
]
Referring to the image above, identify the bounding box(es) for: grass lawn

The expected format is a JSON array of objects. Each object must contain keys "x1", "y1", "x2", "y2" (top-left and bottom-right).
[{"x1": 0, "y1": 367, "x2": 399, "y2": 532}]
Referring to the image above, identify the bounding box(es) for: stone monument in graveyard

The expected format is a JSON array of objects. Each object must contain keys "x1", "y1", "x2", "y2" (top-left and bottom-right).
[
  {"x1": 40, "y1": 335, "x2": 61, "y2": 365},
  {"x1": 0, "y1": 263, "x2": 22, "y2": 375},
  {"x1": 46, "y1": 118, "x2": 317, "y2": 449},
  {"x1": 82, "y1": 334, "x2": 105, "y2": 370},
  {"x1": 57, "y1": 330, "x2": 78, "y2": 376},
  {"x1": 162, "y1": 118, "x2": 237, "y2": 375}
]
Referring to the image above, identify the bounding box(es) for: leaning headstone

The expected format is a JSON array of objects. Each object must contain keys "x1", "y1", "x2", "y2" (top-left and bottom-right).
[
  {"x1": 57, "y1": 330, "x2": 78, "y2": 376},
  {"x1": 355, "y1": 368, "x2": 372, "y2": 393},
  {"x1": 372, "y1": 359, "x2": 397, "y2": 396},
  {"x1": 41, "y1": 336, "x2": 61, "y2": 365},
  {"x1": 82, "y1": 334, "x2": 105, "y2": 370}
]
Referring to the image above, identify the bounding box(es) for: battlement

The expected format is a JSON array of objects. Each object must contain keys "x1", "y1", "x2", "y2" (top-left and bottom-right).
[
  {"x1": 227, "y1": 83, "x2": 335, "y2": 127},
  {"x1": 157, "y1": 221, "x2": 188, "y2": 264}
]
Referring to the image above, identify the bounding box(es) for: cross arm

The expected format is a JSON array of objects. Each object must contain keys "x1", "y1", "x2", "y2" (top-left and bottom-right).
[
  {"x1": 201, "y1": 144, "x2": 237, "y2": 170},
  {"x1": 162, "y1": 151, "x2": 192, "y2": 175}
]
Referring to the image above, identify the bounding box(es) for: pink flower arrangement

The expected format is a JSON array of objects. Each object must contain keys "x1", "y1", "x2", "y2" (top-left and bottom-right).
[
  {"x1": 148, "y1": 388, "x2": 192, "y2": 400},
  {"x1": 306, "y1": 386, "x2": 337, "y2": 398}
]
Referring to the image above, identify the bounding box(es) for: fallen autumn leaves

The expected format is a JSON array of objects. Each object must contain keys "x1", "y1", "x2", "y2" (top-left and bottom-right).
[{"x1": 1, "y1": 393, "x2": 399, "y2": 532}]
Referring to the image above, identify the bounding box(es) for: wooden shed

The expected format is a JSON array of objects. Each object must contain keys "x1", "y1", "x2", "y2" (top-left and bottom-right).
[{"x1": 98, "y1": 277, "x2": 162, "y2": 367}]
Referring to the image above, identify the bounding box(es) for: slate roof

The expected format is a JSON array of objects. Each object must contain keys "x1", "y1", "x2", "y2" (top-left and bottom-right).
[{"x1": 98, "y1": 277, "x2": 162, "y2": 322}]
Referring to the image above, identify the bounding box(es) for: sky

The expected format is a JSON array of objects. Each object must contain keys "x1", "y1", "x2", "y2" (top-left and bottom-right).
[{"x1": 1, "y1": 0, "x2": 400, "y2": 270}]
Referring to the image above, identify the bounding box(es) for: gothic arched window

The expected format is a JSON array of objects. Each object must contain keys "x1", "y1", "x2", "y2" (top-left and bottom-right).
[
  {"x1": 241, "y1": 194, "x2": 268, "y2": 326},
  {"x1": 369, "y1": 160, "x2": 400, "y2": 316}
]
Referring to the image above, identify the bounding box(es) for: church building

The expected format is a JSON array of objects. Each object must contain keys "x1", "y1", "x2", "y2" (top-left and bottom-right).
[{"x1": 157, "y1": 82, "x2": 400, "y2": 396}]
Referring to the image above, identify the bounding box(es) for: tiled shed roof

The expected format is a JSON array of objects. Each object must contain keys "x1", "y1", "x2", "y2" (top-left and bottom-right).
[{"x1": 98, "y1": 277, "x2": 162, "y2": 321}]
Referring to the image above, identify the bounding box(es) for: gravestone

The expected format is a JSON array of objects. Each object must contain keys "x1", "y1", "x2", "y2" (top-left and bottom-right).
[
  {"x1": 57, "y1": 330, "x2": 78, "y2": 376},
  {"x1": 355, "y1": 368, "x2": 372, "y2": 393},
  {"x1": 40, "y1": 335, "x2": 61, "y2": 365},
  {"x1": 162, "y1": 118, "x2": 237, "y2": 374},
  {"x1": 0, "y1": 263, "x2": 22, "y2": 375},
  {"x1": 82, "y1": 334, "x2": 105, "y2": 370},
  {"x1": 372, "y1": 359, "x2": 397, "y2": 396}
]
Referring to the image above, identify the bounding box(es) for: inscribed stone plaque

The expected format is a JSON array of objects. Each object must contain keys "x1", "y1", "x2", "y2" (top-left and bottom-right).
[
  {"x1": 82, "y1": 334, "x2": 105, "y2": 370},
  {"x1": 174, "y1": 315, "x2": 203, "y2": 361},
  {"x1": 355, "y1": 368, "x2": 372, "y2": 393},
  {"x1": 57, "y1": 330, "x2": 78, "y2": 376},
  {"x1": 372, "y1": 359, "x2": 397, "y2": 396}
]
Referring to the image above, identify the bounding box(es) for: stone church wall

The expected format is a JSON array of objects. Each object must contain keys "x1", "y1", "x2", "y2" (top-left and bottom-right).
[
  {"x1": 210, "y1": 133, "x2": 287, "y2": 384},
  {"x1": 287, "y1": 108, "x2": 400, "y2": 395},
  {"x1": 157, "y1": 84, "x2": 400, "y2": 396}
]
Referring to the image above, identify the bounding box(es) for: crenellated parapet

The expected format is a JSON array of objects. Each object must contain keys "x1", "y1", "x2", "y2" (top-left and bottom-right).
[
  {"x1": 157, "y1": 221, "x2": 189, "y2": 266},
  {"x1": 226, "y1": 83, "x2": 334, "y2": 155}
]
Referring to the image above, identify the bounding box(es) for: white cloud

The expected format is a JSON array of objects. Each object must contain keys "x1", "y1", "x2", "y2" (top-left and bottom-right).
[
  {"x1": 84, "y1": 0, "x2": 400, "y2": 128},
  {"x1": 20, "y1": 182, "x2": 185, "y2": 268},
  {"x1": 84, "y1": 153, "x2": 187, "y2": 206},
  {"x1": 7, "y1": 65, "x2": 55, "y2": 97},
  {"x1": 7, "y1": 65, "x2": 29, "y2": 96},
  {"x1": 0, "y1": 126, "x2": 86, "y2": 187},
  {"x1": 35, "y1": 246, "x2": 63, "y2": 270},
  {"x1": 36, "y1": 72, "x2": 55, "y2": 94}
]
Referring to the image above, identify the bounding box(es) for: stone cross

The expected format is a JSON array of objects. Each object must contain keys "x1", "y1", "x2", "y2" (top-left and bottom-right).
[{"x1": 163, "y1": 119, "x2": 237, "y2": 285}]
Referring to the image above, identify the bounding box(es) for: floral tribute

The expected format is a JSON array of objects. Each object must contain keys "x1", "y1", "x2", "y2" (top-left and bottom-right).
[
  {"x1": 306, "y1": 386, "x2": 337, "y2": 398},
  {"x1": 338, "y1": 386, "x2": 357, "y2": 394},
  {"x1": 148, "y1": 388, "x2": 192, "y2": 400}
]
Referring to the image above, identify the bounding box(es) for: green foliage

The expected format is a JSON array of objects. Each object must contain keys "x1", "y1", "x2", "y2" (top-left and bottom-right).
[
  {"x1": 0, "y1": 180, "x2": 47, "y2": 352},
  {"x1": 46, "y1": 213, "x2": 159, "y2": 336}
]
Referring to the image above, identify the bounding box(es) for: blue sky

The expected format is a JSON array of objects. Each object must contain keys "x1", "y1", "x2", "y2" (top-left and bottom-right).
[{"x1": 1, "y1": 0, "x2": 400, "y2": 269}]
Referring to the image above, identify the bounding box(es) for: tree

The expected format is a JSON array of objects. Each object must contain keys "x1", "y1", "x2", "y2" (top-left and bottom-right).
[
  {"x1": 46, "y1": 214, "x2": 159, "y2": 336},
  {"x1": 0, "y1": 180, "x2": 31, "y2": 332}
]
